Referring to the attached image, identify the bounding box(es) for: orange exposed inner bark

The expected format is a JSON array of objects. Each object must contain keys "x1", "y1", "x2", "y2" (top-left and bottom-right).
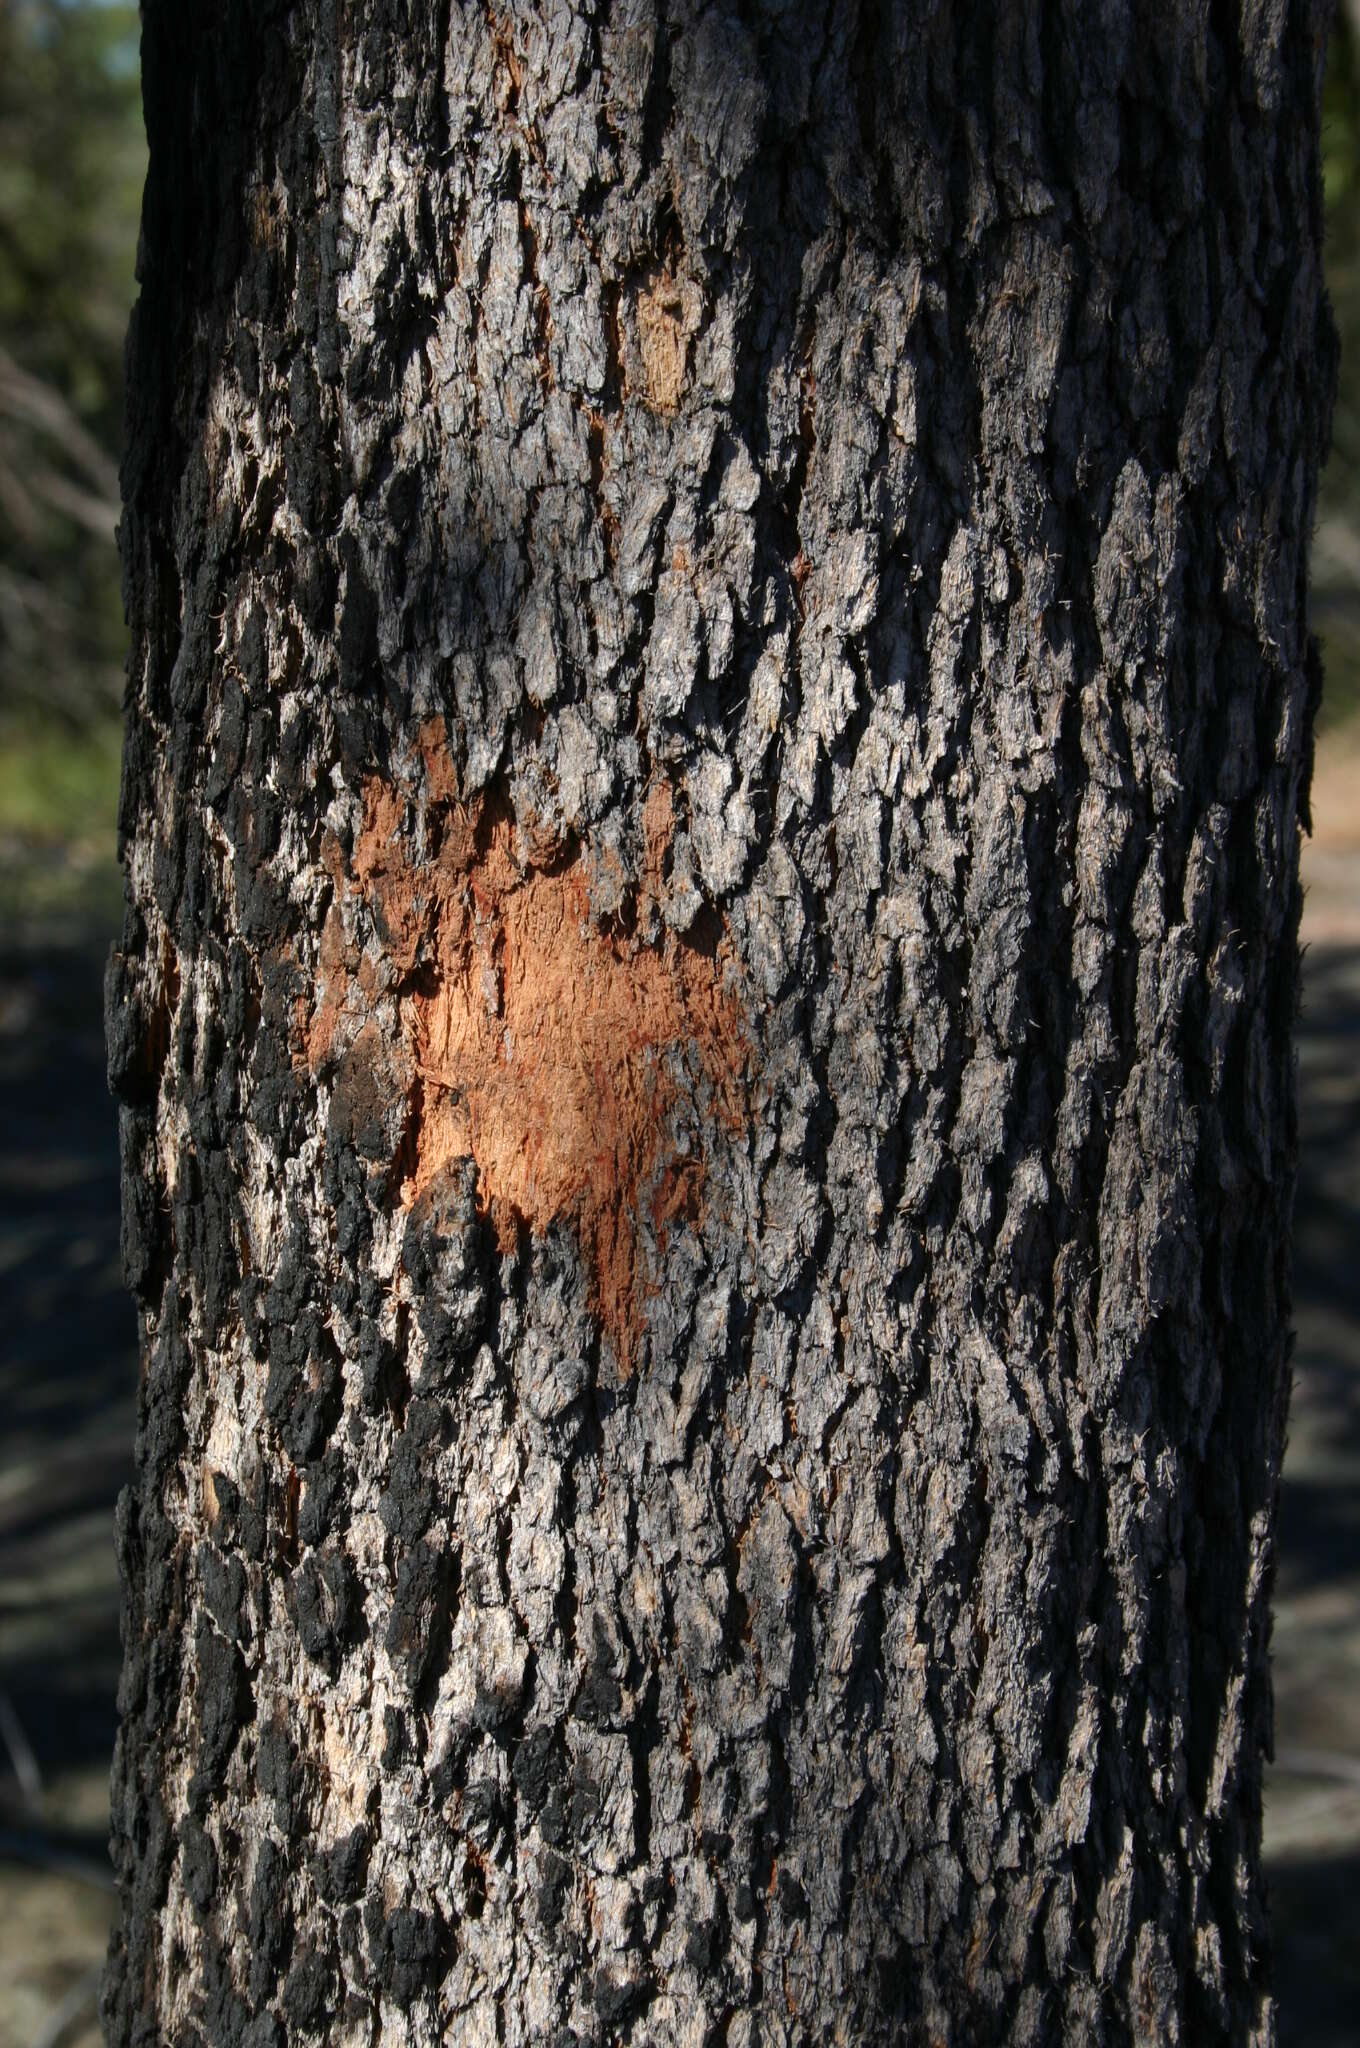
[{"x1": 305, "y1": 756, "x2": 748, "y2": 1372}]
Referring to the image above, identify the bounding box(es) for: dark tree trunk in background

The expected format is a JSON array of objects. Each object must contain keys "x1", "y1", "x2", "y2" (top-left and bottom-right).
[{"x1": 103, "y1": 4, "x2": 1333, "y2": 2042}]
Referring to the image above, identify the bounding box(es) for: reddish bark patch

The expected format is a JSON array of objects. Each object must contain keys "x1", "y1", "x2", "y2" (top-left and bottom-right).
[
  {"x1": 300, "y1": 762, "x2": 748, "y2": 1371},
  {"x1": 641, "y1": 776, "x2": 676, "y2": 915},
  {"x1": 636, "y1": 272, "x2": 701, "y2": 414}
]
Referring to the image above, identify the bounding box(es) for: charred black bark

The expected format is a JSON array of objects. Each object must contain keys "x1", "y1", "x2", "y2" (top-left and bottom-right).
[{"x1": 104, "y1": 4, "x2": 1333, "y2": 2043}]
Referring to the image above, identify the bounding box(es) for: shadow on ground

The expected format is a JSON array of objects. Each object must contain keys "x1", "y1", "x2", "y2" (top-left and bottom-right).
[
  {"x1": 0, "y1": 921, "x2": 133, "y2": 2048},
  {"x1": 1263, "y1": 938, "x2": 1360, "y2": 2048},
  {"x1": 0, "y1": 931, "x2": 134, "y2": 1769}
]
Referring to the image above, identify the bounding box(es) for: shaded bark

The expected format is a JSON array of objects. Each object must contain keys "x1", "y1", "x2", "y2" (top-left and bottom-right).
[{"x1": 104, "y1": 4, "x2": 1333, "y2": 2043}]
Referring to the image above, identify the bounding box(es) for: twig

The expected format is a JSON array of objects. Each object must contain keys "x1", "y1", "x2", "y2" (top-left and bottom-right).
[
  {"x1": 31, "y1": 1964, "x2": 102, "y2": 2048},
  {"x1": 0, "y1": 343, "x2": 120, "y2": 501},
  {"x1": 0, "y1": 1686, "x2": 42, "y2": 1807},
  {"x1": 1271, "y1": 1747, "x2": 1360, "y2": 1790}
]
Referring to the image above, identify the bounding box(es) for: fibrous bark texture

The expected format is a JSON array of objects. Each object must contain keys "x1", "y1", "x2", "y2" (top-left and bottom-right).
[{"x1": 104, "y1": 4, "x2": 1333, "y2": 2043}]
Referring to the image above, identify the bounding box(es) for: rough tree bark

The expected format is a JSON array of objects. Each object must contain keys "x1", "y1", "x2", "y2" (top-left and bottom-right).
[{"x1": 102, "y1": 4, "x2": 1333, "y2": 2043}]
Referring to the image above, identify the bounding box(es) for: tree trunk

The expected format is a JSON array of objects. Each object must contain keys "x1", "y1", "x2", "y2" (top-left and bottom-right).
[{"x1": 102, "y1": 4, "x2": 1333, "y2": 2043}]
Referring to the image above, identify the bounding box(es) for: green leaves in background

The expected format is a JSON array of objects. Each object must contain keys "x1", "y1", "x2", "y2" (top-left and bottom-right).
[{"x1": 0, "y1": 0, "x2": 143, "y2": 731}]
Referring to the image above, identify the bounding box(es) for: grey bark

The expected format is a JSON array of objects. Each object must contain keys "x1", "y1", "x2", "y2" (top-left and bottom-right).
[{"x1": 103, "y1": 4, "x2": 1334, "y2": 2044}]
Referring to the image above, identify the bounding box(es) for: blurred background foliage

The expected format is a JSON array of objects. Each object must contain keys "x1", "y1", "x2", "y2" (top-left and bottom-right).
[{"x1": 0, "y1": 0, "x2": 141, "y2": 925}]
